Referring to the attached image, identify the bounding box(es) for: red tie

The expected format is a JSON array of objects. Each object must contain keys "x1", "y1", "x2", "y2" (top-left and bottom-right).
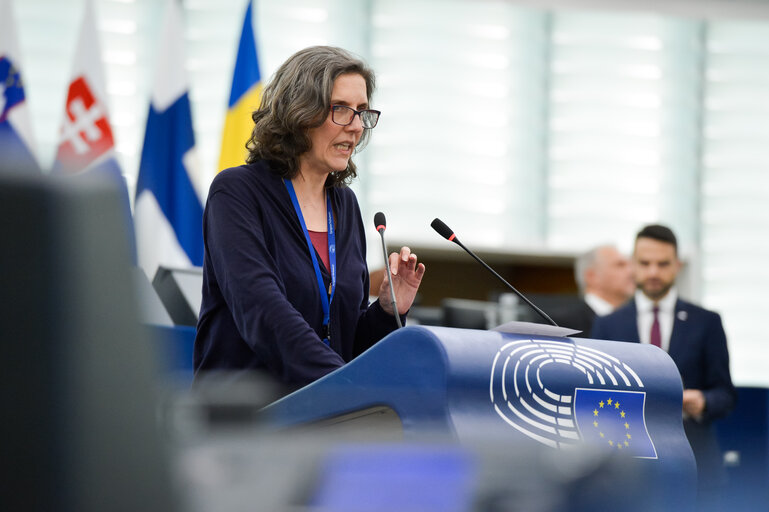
[{"x1": 650, "y1": 306, "x2": 662, "y2": 348}]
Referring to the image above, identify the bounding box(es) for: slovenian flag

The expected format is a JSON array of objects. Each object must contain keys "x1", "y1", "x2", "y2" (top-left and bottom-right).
[
  {"x1": 134, "y1": 0, "x2": 204, "y2": 279},
  {"x1": 217, "y1": 0, "x2": 262, "y2": 172},
  {"x1": 52, "y1": 0, "x2": 136, "y2": 261},
  {"x1": 0, "y1": 0, "x2": 39, "y2": 173}
]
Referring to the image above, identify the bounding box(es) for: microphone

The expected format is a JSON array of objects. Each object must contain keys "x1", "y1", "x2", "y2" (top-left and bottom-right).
[
  {"x1": 430, "y1": 218, "x2": 558, "y2": 327},
  {"x1": 374, "y1": 212, "x2": 402, "y2": 328}
]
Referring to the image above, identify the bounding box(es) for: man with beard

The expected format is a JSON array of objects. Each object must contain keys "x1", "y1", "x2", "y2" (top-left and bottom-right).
[{"x1": 591, "y1": 224, "x2": 736, "y2": 510}]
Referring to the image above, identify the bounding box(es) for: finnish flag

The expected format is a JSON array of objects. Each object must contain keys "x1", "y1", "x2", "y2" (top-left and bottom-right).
[{"x1": 134, "y1": 0, "x2": 204, "y2": 280}]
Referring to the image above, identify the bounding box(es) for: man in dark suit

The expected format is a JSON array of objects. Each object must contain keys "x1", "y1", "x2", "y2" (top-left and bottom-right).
[
  {"x1": 548, "y1": 245, "x2": 634, "y2": 336},
  {"x1": 591, "y1": 224, "x2": 736, "y2": 509}
]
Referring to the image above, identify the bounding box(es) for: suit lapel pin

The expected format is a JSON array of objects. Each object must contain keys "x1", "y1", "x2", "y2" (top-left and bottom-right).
[{"x1": 677, "y1": 310, "x2": 688, "y2": 321}]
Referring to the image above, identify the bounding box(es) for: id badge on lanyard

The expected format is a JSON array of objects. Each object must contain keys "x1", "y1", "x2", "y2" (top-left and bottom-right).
[{"x1": 284, "y1": 179, "x2": 336, "y2": 345}]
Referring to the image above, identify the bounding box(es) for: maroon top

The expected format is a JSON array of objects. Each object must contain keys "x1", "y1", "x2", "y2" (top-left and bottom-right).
[{"x1": 308, "y1": 229, "x2": 330, "y2": 272}]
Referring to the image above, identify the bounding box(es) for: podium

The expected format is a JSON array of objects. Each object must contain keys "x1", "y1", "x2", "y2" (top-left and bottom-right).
[{"x1": 263, "y1": 324, "x2": 697, "y2": 510}]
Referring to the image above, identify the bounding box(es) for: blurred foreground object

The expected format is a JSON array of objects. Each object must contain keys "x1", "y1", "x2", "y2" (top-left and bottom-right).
[{"x1": 0, "y1": 170, "x2": 177, "y2": 512}]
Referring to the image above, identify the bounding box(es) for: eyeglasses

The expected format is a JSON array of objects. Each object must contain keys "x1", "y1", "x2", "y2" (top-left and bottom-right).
[{"x1": 330, "y1": 105, "x2": 381, "y2": 129}]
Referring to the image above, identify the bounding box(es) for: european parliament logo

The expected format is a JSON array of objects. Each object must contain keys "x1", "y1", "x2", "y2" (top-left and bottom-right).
[
  {"x1": 573, "y1": 388, "x2": 656, "y2": 458},
  {"x1": 489, "y1": 338, "x2": 658, "y2": 459}
]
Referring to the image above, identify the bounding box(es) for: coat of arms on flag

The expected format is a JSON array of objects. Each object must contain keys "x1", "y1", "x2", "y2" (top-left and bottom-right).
[
  {"x1": 56, "y1": 76, "x2": 115, "y2": 171},
  {"x1": 0, "y1": 57, "x2": 24, "y2": 120}
]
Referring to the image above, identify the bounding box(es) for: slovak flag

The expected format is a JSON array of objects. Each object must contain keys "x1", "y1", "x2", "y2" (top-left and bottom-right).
[
  {"x1": 134, "y1": 0, "x2": 204, "y2": 280},
  {"x1": 0, "y1": 0, "x2": 39, "y2": 173},
  {"x1": 52, "y1": 0, "x2": 136, "y2": 260}
]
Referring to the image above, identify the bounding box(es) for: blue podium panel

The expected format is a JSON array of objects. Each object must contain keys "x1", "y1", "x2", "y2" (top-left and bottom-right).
[{"x1": 263, "y1": 325, "x2": 696, "y2": 509}]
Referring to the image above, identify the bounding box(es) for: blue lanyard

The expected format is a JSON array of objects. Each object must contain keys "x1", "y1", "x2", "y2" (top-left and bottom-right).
[{"x1": 284, "y1": 179, "x2": 336, "y2": 345}]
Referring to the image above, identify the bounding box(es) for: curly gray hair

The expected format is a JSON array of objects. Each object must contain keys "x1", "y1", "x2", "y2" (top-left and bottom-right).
[{"x1": 245, "y1": 46, "x2": 376, "y2": 187}]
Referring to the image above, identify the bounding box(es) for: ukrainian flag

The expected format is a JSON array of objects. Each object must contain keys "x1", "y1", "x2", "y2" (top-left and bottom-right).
[{"x1": 218, "y1": 0, "x2": 262, "y2": 172}]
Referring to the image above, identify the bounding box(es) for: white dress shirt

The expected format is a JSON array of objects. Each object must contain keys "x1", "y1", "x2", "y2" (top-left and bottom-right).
[
  {"x1": 635, "y1": 288, "x2": 677, "y2": 353},
  {"x1": 584, "y1": 292, "x2": 615, "y2": 317}
]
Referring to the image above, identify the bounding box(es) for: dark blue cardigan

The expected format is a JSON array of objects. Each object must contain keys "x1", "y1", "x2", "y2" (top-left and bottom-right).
[{"x1": 194, "y1": 162, "x2": 399, "y2": 386}]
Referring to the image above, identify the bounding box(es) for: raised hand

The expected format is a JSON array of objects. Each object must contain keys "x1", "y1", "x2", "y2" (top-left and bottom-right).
[{"x1": 379, "y1": 246, "x2": 426, "y2": 315}]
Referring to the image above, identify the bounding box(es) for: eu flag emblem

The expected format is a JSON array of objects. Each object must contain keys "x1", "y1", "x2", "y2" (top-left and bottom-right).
[{"x1": 573, "y1": 388, "x2": 657, "y2": 459}]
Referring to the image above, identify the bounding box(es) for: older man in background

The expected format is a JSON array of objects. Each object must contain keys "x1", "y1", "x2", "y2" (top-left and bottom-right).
[{"x1": 549, "y1": 245, "x2": 635, "y2": 336}]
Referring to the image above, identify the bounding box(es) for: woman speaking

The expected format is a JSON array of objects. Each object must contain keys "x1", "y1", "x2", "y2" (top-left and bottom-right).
[{"x1": 194, "y1": 46, "x2": 425, "y2": 390}]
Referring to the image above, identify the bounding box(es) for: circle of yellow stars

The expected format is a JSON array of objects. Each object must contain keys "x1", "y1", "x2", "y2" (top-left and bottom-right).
[{"x1": 592, "y1": 397, "x2": 632, "y2": 450}]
